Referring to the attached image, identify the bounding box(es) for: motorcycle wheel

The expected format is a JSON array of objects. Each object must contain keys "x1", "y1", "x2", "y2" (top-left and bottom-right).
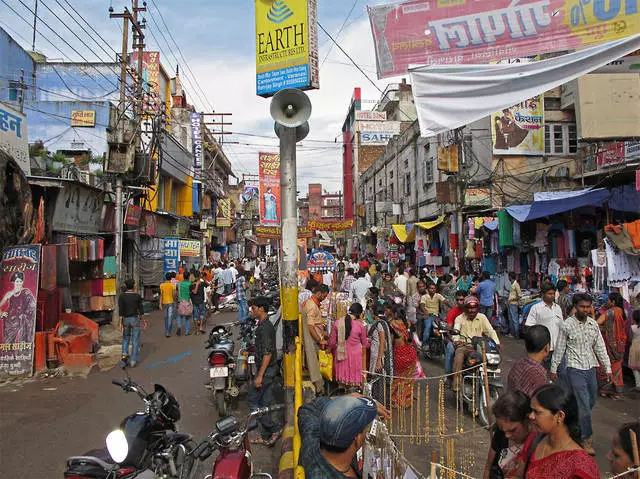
[
  {"x1": 214, "y1": 390, "x2": 228, "y2": 417},
  {"x1": 476, "y1": 384, "x2": 500, "y2": 427},
  {"x1": 173, "y1": 439, "x2": 198, "y2": 479}
]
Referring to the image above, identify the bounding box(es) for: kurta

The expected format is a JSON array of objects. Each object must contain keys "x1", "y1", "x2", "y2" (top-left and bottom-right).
[{"x1": 329, "y1": 319, "x2": 370, "y2": 386}]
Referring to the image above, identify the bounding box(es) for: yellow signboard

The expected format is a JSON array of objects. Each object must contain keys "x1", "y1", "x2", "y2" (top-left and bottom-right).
[
  {"x1": 255, "y1": 0, "x2": 319, "y2": 97},
  {"x1": 71, "y1": 110, "x2": 95, "y2": 127}
]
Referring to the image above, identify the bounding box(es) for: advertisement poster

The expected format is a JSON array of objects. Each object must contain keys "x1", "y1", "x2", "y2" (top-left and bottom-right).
[
  {"x1": 368, "y1": 0, "x2": 640, "y2": 78},
  {"x1": 491, "y1": 96, "x2": 544, "y2": 155},
  {"x1": 163, "y1": 238, "x2": 179, "y2": 275},
  {"x1": 216, "y1": 198, "x2": 232, "y2": 227},
  {"x1": 0, "y1": 102, "x2": 29, "y2": 176},
  {"x1": 255, "y1": 0, "x2": 319, "y2": 96},
  {"x1": 131, "y1": 51, "x2": 160, "y2": 112},
  {"x1": 308, "y1": 219, "x2": 354, "y2": 231},
  {"x1": 437, "y1": 143, "x2": 459, "y2": 172},
  {"x1": 0, "y1": 245, "x2": 41, "y2": 380},
  {"x1": 297, "y1": 238, "x2": 308, "y2": 270},
  {"x1": 179, "y1": 240, "x2": 201, "y2": 258},
  {"x1": 259, "y1": 152, "x2": 281, "y2": 225},
  {"x1": 190, "y1": 112, "x2": 203, "y2": 173},
  {"x1": 242, "y1": 185, "x2": 259, "y2": 202},
  {"x1": 597, "y1": 142, "x2": 626, "y2": 168}
]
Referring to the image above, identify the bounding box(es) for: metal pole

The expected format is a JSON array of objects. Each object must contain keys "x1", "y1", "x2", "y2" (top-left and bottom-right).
[
  {"x1": 31, "y1": 0, "x2": 38, "y2": 52},
  {"x1": 280, "y1": 126, "x2": 299, "y2": 355}
]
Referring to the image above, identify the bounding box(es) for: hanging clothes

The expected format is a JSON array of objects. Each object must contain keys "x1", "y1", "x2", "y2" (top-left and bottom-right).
[
  {"x1": 490, "y1": 231, "x2": 499, "y2": 254},
  {"x1": 567, "y1": 230, "x2": 576, "y2": 258},
  {"x1": 497, "y1": 210, "x2": 514, "y2": 247},
  {"x1": 513, "y1": 220, "x2": 521, "y2": 247},
  {"x1": 532, "y1": 223, "x2": 548, "y2": 249},
  {"x1": 468, "y1": 217, "x2": 475, "y2": 240},
  {"x1": 449, "y1": 234, "x2": 459, "y2": 252},
  {"x1": 605, "y1": 238, "x2": 640, "y2": 285}
]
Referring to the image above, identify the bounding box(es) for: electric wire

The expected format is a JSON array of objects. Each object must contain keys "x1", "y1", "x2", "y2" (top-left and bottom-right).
[{"x1": 320, "y1": 0, "x2": 360, "y2": 69}]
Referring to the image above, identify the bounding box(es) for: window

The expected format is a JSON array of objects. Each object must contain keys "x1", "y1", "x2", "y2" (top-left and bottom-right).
[
  {"x1": 545, "y1": 123, "x2": 578, "y2": 155},
  {"x1": 424, "y1": 159, "x2": 434, "y2": 185},
  {"x1": 404, "y1": 173, "x2": 411, "y2": 196},
  {"x1": 379, "y1": 178, "x2": 383, "y2": 187},
  {"x1": 8, "y1": 81, "x2": 20, "y2": 101},
  {"x1": 404, "y1": 159, "x2": 409, "y2": 169},
  {"x1": 390, "y1": 170, "x2": 394, "y2": 179},
  {"x1": 389, "y1": 183, "x2": 394, "y2": 200}
]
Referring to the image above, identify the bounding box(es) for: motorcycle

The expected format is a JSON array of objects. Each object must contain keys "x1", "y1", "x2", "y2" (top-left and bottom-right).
[
  {"x1": 218, "y1": 290, "x2": 239, "y2": 312},
  {"x1": 424, "y1": 317, "x2": 452, "y2": 360},
  {"x1": 206, "y1": 324, "x2": 238, "y2": 417},
  {"x1": 64, "y1": 362, "x2": 196, "y2": 479},
  {"x1": 456, "y1": 335, "x2": 503, "y2": 427},
  {"x1": 190, "y1": 405, "x2": 284, "y2": 479}
]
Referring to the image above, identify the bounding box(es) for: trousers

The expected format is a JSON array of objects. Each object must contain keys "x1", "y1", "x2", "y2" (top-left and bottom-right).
[
  {"x1": 248, "y1": 366, "x2": 281, "y2": 441},
  {"x1": 566, "y1": 367, "x2": 597, "y2": 439},
  {"x1": 508, "y1": 303, "x2": 520, "y2": 337},
  {"x1": 163, "y1": 303, "x2": 176, "y2": 336},
  {"x1": 122, "y1": 316, "x2": 141, "y2": 362}
]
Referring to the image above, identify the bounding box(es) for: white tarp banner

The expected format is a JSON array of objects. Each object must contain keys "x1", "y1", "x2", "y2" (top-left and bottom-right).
[{"x1": 409, "y1": 34, "x2": 640, "y2": 138}]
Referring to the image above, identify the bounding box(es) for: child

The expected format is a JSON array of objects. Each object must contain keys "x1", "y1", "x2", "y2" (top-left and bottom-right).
[{"x1": 630, "y1": 310, "x2": 640, "y2": 392}]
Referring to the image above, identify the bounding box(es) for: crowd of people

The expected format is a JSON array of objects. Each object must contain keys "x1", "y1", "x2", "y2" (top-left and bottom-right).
[{"x1": 296, "y1": 255, "x2": 640, "y2": 478}]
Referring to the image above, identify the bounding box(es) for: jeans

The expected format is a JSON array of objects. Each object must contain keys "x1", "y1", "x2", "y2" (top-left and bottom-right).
[
  {"x1": 178, "y1": 315, "x2": 191, "y2": 333},
  {"x1": 444, "y1": 342, "x2": 455, "y2": 375},
  {"x1": 566, "y1": 367, "x2": 597, "y2": 439},
  {"x1": 192, "y1": 302, "x2": 205, "y2": 321},
  {"x1": 163, "y1": 303, "x2": 176, "y2": 336},
  {"x1": 238, "y1": 299, "x2": 248, "y2": 324},
  {"x1": 422, "y1": 315, "x2": 437, "y2": 346},
  {"x1": 508, "y1": 303, "x2": 520, "y2": 337},
  {"x1": 122, "y1": 316, "x2": 141, "y2": 362},
  {"x1": 248, "y1": 366, "x2": 281, "y2": 441},
  {"x1": 224, "y1": 283, "x2": 233, "y2": 295},
  {"x1": 480, "y1": 305, "x2": 493, "y2": 319}
]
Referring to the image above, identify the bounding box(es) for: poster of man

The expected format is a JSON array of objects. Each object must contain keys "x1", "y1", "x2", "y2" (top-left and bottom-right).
[
  {"x1": 491, "y1": 96, "x2": 544, "y2": 155},
  {"x1": 0, "y1": 245, "x2": 41, "y2": 379}
]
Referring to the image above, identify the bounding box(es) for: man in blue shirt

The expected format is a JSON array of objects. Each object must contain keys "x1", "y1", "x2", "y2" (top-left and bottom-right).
[{"x1": 472, "y1": 272, "x2": 496, "y2": 319}]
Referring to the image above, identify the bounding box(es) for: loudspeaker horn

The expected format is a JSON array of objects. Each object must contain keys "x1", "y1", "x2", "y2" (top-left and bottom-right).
[
  {"x1": 270, "y1": 88, "x2": 312, "y2": 128},
  {"x1": 274, "y1": 121, "x2": 309, "y2": 142}
]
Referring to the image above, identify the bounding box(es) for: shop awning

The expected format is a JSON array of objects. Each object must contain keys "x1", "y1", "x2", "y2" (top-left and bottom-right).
[
  {"x1": 505, "y1": 188, "x2": 611, "y2": 222},
  {"x1": 392, "y1": 216, "x2": 445, "y2": 243}
]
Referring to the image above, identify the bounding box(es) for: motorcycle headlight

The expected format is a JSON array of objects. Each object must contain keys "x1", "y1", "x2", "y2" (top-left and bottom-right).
[
  {"x1": 106, "y1": 429, "x2": 129, "y2": 463},
  {"x1": 486, "y1": 352, "x2": 501, "y2": 366}
]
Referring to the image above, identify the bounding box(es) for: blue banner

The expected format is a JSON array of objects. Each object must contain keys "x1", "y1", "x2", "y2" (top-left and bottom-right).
[{"x1": 163, "y1": 238, "x2": 180, "y2": 275}]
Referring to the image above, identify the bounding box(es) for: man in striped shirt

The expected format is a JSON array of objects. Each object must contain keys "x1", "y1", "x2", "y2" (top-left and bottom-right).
[{"x1": 550, "y1": 293, "x2": 611, "y2": 456}]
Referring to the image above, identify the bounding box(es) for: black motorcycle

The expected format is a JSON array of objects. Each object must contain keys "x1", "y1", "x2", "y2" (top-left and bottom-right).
[
  {"x1": 424, "y1": 316, "x2": 452, "y2": 360},
  {"x1": 64, "y1": 363, "x2": 196, "y2": 479}
]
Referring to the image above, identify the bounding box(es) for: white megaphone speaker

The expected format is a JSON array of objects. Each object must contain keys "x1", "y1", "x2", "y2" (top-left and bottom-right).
[{"x1": 270, "y1": 88, "x2": 311, "y2": 141}]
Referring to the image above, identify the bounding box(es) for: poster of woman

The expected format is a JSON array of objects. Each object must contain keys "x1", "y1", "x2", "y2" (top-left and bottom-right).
[
  {"x1": 0, "y1": 245, "x2": 41, "y2": 380},
  {"x1": 258, "y1": 152, "x2": 281, "y2": 225}
]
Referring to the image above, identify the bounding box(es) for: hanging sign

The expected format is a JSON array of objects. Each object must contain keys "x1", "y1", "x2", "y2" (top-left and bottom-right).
[
  {"x1": 163, "y1": 238, "x2": 179, "y2": 275},
  {"x1": 255, "y1": 225, "x2": 313, "y2": 239},
  {"x1": 216, "y1": 198, "x2": 232, "y2": 227},
  {"x1": 368, "y1": 0, "x2": 640, "y2": 78},
  {"x1": 52, "y1": 183, "x2": 104, "y2": 234},
  {"x1": 259, "y1": 152, "x2": 281, "y2": 225},
  {"x1": 124, "y1": 204, "x2": 142, "y2": 226},
  {"x1": 308, "y1": 219, "x2": 354, "y2": 231},
  {"x1": 0, "y1": 245, "x2": 41, "y2": 380},
  {"x1": 437, "y1": 143, "x2": 459, "y2": 172},
  {"x1": 179, "y1": 240, "x2": 201, "y2": 257},
  {"x1": 190, "y1": 112, "x2": 203, "y2": 174},
  {"x1": 70, "y1": 110, "x2": 96, "y2": 127},
  {"x1": 491, "y1": 95, "x2": 545, "y2": 155}
]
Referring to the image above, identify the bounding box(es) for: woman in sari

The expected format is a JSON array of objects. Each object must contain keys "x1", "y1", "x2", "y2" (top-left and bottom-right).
[
  {"x1": 365, "y1": 304, "x2": 394, "y2": 408},
  {"x1": 524, "y1": 384, "x2": 600, "y2": 479},
  {"x1": 597, "y1": 292, "x2": 628, "y2": 399},
  {"x1": 388, "y1": 304, "x2": 417, "y2": 409},
  {"x1": 329, "y1": 303, "x2": 369, "y2": 389},
  {"x1": 0, "y1": 272, "x2": 36, "y2": 344}
]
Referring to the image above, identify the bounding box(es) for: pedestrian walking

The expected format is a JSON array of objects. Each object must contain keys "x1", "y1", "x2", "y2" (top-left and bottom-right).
[
  {"x1": 630, "y1": 310, "x2": 640, "y2": 391},
  {"x1": 176, "y1": 273, "x2": 193, "y2": 336},
  {"x1": 119, "y1": 278, "x2": 145, "y2": 367},
  {"x1": 550, "y1": 293, "x2": 612, "y2": 456},
  {"x1": 222, "y1": 263, "x2": 234, "y2": 295},
  {"x1": 506, "y1": 325, "x2": 550, "y2": 398},
  {"x1": 236, "y1": 270, "x2": 249, "y2": 323},
  {"x1": 190, "y1": 272, "x2": 207, "y2": 335},
  {"x1": 507, "y1": 272, "x2": 522, "y2": 337},
  {"x1": 329, "y1": 303, "x2": 370, "y2": 389},
  {"x1": 596, "y1": 292, "x2": 628, "y2": 399},
  {"x1": 159, "y1": 272, "x2": 177, "y2": 337},
  {"x1": 525, "y1": 282, "x2": 564, "y2": 372}
]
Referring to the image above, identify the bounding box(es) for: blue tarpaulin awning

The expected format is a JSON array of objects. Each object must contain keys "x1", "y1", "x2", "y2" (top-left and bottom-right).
[{"x1": 505, "y1": 188, "x2": 613, "y2": 222}]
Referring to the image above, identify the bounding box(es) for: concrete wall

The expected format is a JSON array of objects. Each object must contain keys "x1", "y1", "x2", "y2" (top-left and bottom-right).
[{"x1": 0, "y1": 27, "x2": 35, "y2": 106}]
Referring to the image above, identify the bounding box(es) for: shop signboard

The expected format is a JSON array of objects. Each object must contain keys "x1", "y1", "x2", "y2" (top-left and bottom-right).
[
  {"x1": 359, "y1": 121, "x2": 402, "y2": 146},
  {"x1": 368, "y1": 0, "x2": 640, "y2": 78},
  {"x1": 308, "y1": 219, "x2": 354, "y2": 231},
  {"x1": 124, "y1": 204, "x2": 142, "y2": 226},
  {"x1": 491, "y1": 96, "x2": 544, "y2": 155},
  {"x1": 0, "y1": 245, "x2": 41, "y2": 380},
  {"x1": 52, "y1": 183, "x2": 104, "y2": 234},
  {"x1": 255, "y1": 0, "x2": 319, "y2": 97},
  {"x1": 355, "y1": 110, "x2": 387, "y2": 121},
  {"x1": 626, "y1": 140, "x2": 640, "y2": 161},
  {"x1": 597, "y1": 142, "x2": 625, "y2": 169},
  {"x1": 255, "y1": 225, "x2": 313, "y2": 239},
  {"x1": 465, "y1": 188, "x2": 491, "y2": 207},
  {"x1": 190, "y1": 112, "x2": 203, "y2": 174},
  {"x1": 0, "y1": 102, "x2": 29, "y2": 176},
  {"x1": 259, "y1": 152, "x2": 281, "y2": 225},
  {"x1": 163, "y1": 238, "x2": 179, "y2": 275},
  {"x1": 437, "y1": 143, "x2": 459, "y2": 172},
  {"x1": 131, "y1": 51, "x2": 161, "y2": 112},
  {"x1": 216, "y1": 198, "x2": 232, "y2": 227},
  {"x1": 139, "y1": 211, "x2": 158, "y2": 236},
  {"x1": 179, "y1": 240, "x2": 201, "y2": 257},
  {"x1": 71, "y1": 110, "x2": 96, "y2": 127}
]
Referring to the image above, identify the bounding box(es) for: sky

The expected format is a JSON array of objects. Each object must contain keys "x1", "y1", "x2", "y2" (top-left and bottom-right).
[{"x1": 2, "y1": 0, "x2": 401, "y2": 195}]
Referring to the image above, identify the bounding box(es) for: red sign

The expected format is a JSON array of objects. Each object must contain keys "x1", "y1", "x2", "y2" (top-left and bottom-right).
[
  {"x1": 368, "y1": 0, "x2": 640, "y2": 78},
  {"x1": 258, "y1": 152, "x2": 281, "y2": 225},
  {"x1": 124, "y1": 204, "x2": 142, "y2": 226},
  {"x1": 597, "y1": 142, "x2": 625, "y2": 169},
  {"x1": 308, "y1": 219, "x2": 354, "y2": 231},
  {"x1": 139, "y1": 211, "x2": 157, "y2": 236},
  {"x1": 255, "y1": 225, "x2": 313, "y2": 239}
]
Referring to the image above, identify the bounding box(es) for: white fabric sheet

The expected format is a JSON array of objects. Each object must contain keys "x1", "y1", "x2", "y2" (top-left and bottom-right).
[{"x1": 409, "y1": 34, "x2": 640, "y2": 137}]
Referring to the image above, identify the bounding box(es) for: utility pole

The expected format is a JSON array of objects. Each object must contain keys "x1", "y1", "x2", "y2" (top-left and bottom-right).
[
  {"x1": 31, "y1": 0, "x2": 38, "y2": 52},
  {"x1": 456, "y1": 127, "x2": 466, "y2": 271}
]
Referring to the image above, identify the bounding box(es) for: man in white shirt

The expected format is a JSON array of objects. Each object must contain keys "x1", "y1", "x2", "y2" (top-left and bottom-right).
[
  {"x1": 349, "y1": 270, "x2": 372, "y2": 306},
  {"x1": 322, "y1": 270, "x2": 334, "y2": 290},
  {"x1": 524, "y1": 282, "x2": 563, "y2": 368},
  {"x1": 229, "y1": 262, "x2": 239, "y2": 283},
  {"x1": 394, "y1": 266, "x2": 408, "y2": 296},
  {"x1": 222, "y1": 263, "x2": 235, "y2": 295}
]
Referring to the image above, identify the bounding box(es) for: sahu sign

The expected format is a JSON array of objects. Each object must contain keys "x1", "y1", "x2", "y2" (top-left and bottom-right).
[
  {"x1": 368, "y1": 0, "x2": 640, "y2": 78},
  {"x1": 255, "y1": 0, "x2": 319, "y2": 97}
]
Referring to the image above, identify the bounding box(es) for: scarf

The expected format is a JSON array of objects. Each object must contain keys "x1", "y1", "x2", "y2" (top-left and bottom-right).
[{"x1": 337, "y1": 316, "x2": 349, "y2": 361}]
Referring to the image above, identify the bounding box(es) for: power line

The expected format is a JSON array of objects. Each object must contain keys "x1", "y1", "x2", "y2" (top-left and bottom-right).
[
  {"x1": 60, "y1": 0, "x2": 119, "y2": 56},
  {"x1": 320, "y1": 0, "x2": 360, "y2": 69}
]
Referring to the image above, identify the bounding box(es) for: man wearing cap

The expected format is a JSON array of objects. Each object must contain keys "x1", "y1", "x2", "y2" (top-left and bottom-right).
[
  {"x1": 451, "y1": 295, "x2": 500, "y2": 391},
  {"x1": 298, "y1": 394, "x2": 390, "y2": 478}
]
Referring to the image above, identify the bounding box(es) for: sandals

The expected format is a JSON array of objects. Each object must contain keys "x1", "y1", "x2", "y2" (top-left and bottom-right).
[{"x1": 251, "y1": 429, "x2": 283, "y2": 447}]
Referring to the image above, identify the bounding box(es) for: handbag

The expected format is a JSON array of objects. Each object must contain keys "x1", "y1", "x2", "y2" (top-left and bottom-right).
[
  {"x1": 177, "y1": 299, "x2": 193, "y2": 316},
  {"x1": 318, "y1": 348, "x2": 333, "y2": 381}
]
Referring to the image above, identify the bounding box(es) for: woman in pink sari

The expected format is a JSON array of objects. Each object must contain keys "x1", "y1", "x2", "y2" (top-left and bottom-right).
[{"x1": 329, "y1": 302, "x2": 369, "y2": 389}]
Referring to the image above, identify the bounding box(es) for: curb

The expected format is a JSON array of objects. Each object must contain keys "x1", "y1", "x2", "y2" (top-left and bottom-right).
[{"x1": 278, "y1": 381, "x2": 316, "y2": 479}]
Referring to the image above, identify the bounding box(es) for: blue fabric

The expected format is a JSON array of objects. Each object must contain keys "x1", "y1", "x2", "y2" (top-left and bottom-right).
[
  {"x1": 122, "y1": 316, "x2": 141, "y2": 362},
  {"x1": 483, "y1": 220, "x2": 499, "y2": 231},
  {"x1": 178, "y1": 315, "x2": 191, "y2": 333},
  {"x1": 566, "y1": 367, "x2": 598, "y2": 439},
  {"x1": 508, "y1": 304, "x2": 520, "y2": 337},
  {"x1": 609, "y1": 185, "x2": 640, "y2": 213},
  {"x1": 475, "y1": 280, "x2": 496, "y2": 306},
  {"x1": 506, "y1": 188, "x2": 611, "y2": 222},
  {"x1": 482, "y1": 257, "x2": 496, "y2": 275},
  {"x1": 163, "y1": 303, "x2": 176, "y2": 336},
  {"x1": 444, "y1": 342, "x2": 455, "y2": 374},
  {"x1": 192, "y1": 302, "x2": 205, "y2": 321},
  {"x1": 238, "y1": 298, "x2": 249, "y2": 324},
  {"x1": 423, "y1": 315, "x2": 436, "y2": 345}
]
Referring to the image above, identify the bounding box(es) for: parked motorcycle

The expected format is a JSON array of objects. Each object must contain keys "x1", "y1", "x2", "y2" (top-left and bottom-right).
[
  {"x1": 190, "y1": 405, "x2": 284, "y2": 479},
  {"x1": 217, "y1": 290, "x2": 239, "y2": 312},
  {"x1": 456, "y1": 335, "x2": 503, "y2": 427},
  {"x1": 64, "y1": 363, "x2": 196, "y2": 479},
  {"x1": 206, "y1": 324, "x2": 238, "y2": 417}
]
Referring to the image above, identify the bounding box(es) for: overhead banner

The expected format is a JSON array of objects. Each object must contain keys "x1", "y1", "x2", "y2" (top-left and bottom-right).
[
  {"x1": 131, "y1": 51, "x2": 160, "y2": 112},
  {"x1": 0, "y1": 102, "x2": 29, "y2": 176},
  {"x1": 216, "y1": 198, "x2": 232, "y2": 227},
  {"x1": 491, "y1": 96, "x2": 544, "y2": 155},
  {"x1": 255, "y1": 0, "x2": 319, "y2": 97},
  {"x1": 163, "y1": 238, "x2": 179, "y2": 275},
  {"x1": 410, "y1": 35, "x2": 640, "y2": 137},
  {"x1": 255, "y1": 225, "x2": 313, "y2": 239},
  {"x1": 368, "y1": 0, "x2": 640, "y2": 78},
  {"x1": 437, "y1": 143, "x2": 459, "y2": 172},
  {"x1": 0, "y1": 245, "x2": 41, "y2": 380},
  {"x1": 179, "y1": 240, "x2": 201, "y2": 257},
  {"x1": 308, "y1": 219, "x2": 354, "y2": 231},
  {"x1": 190, "y1": 112, "x2": 203, "y2": 174},
  {"x1": 259, "y1": 152, "x2": 281, "y2": 225}
]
